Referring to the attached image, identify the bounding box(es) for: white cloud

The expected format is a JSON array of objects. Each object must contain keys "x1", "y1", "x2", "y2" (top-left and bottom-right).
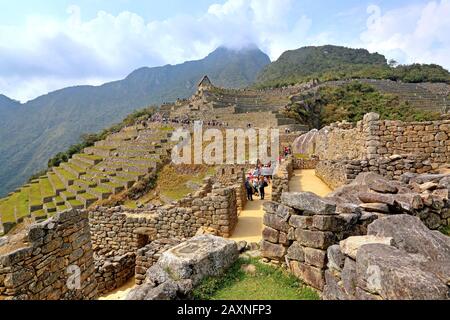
[
  {"x1": 0, "y1": 0, "x2": 314, "y2": 102},
  {"x1": 360, "y1": 0, "x2": 450, "y2": 68}
]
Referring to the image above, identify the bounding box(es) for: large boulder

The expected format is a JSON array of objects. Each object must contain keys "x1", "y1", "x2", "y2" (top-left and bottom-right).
[
  {"x1": 127, "y1": 235, "x2": 238, "y2": 300},
  {"x1": 281, "y1": 192, "x2": 336, "y2": 215},
  {"x1": 356, "y1": 244, "x2": 449, "y2": 300},
  {"x1": 340, "y1": 235, "x2": 394, "y2": 260},
  {"x1": 368, "y1": 215, "x2": 450, "y2": 262}
]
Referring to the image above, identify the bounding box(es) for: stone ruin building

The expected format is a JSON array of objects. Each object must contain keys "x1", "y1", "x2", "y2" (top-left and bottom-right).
[{"x1": 0, "y1": 76, "x2": 449, "y2": 301}]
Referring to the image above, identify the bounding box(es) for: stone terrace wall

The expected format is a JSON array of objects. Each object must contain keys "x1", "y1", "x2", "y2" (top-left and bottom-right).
[
  {"x1": 271, "y1": 158, "x2": 294, "y2": 203},
  {"x1": 0, "y1": 210, "x2": 97, "y2": 300},
  {"x1": 135, "y1": 238, "x2": 183, "y2": 285}
]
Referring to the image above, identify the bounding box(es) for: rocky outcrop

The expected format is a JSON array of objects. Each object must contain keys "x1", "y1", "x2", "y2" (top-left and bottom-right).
[
  {"x1": 323, "y1": 215, "x2": 450, "y2": 300},
  {"x1": 127, "y1": 235, "x2": 238, "y2": 300},
  {"x1": 327, "y1": 172, "x2": 449, "y2": 230}
]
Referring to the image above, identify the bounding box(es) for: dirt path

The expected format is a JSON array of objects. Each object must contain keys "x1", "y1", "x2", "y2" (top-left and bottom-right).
[
  {"x1": 230, "y1": 169, "x2": 332, "y2": 243},
  {"x1": 289, "y1": 169, "x2": 332, "y2": 197},
  {"x1": 230, "y1": 186, "x2": 272, "y2": 244},
  {"x1": 98, "y1": 277, "x2": 136, "y2": 300}
]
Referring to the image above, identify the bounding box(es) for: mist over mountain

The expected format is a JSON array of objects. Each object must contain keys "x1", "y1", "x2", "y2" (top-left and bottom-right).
[{"x1": 0, "y1": 46, "x2": 270, "y2": 197}]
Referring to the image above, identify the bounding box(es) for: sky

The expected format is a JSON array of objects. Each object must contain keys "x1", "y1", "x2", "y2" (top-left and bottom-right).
[{"x1": 1, "y1": 0, "x2": 449, "y2": 102}]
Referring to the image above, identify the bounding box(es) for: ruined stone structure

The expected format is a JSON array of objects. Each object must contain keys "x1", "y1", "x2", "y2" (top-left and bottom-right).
[
  {"x1": 127, "y1": 235, "x2": 239, "y2": 300},
  {"x1": 0, "y1": 65, "x2": 449, "y2": 303},
  {"x1": 0, "y1": 210, "x2": 97, "y2": 300},
  {"x1": 261, "y1": 172, "x2": 449, "y2": 297},
  {"x1": 295, "y1": 113, "x2": 450, "y2": 189}
]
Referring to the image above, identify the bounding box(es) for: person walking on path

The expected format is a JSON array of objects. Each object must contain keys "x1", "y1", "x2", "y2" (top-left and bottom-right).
[
  {"x1": 258, "y1": 177, "x2": 267, "y2": 200},
  {"x1": 245, "y1": 178, "x2": 254, "y2": 201}
]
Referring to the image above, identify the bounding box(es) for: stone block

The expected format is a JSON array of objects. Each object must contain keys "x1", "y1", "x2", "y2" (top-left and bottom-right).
[
  {"x1": 261, "y1": 240, "x2": 287, "y2": 259},
  {"x1": 290, "y1": 261, "x2": 325, "y2": 290},
  {"x1": 262, "y1": 227, "x2": 279, "y2": 243},
  {"x1": 263, "y1": 213, "x2": 290, "y2": 233},
  {"x1": 304, "y1": 247, "x2": 327, "y2": 269},
  {"x1": 295, "y1": 229, "x2": 336, "y2": 250}
]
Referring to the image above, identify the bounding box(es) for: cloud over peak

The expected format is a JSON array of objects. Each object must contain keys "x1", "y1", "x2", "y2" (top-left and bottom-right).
[{"x1": 0, "y1": 0, "x2": 449, "y2": 102}]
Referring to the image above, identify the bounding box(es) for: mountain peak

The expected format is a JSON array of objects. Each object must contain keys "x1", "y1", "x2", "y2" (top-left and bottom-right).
[{"x1": 0, "y1": 94, "x2": 20, "y2": 108}]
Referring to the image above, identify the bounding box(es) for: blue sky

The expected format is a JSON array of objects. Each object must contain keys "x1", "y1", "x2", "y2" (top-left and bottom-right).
[{"x1": 0, "y1": 0, "x2": 449, "y2": 102}]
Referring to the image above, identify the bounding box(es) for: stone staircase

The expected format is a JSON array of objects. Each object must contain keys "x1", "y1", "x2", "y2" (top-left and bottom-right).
[{"x1": 0, "y1": 124, "x2": 175, "y2": 234}]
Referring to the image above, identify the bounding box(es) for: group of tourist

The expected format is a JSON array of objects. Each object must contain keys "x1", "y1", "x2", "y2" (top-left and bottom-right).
[
  {"x1": 244, "y1": 161, "x2": 273, "y2": 201},
  {"x1": 150, "y1": 113, "x2": 230, "y2": 128}
]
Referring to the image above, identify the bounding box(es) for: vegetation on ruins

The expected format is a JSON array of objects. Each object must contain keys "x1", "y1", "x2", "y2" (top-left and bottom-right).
[
  {"x1": 256, "y1": 45, "x2": 450, "y2": 88},
  {"x1": 192, "y1": 257, "x2": 319, "y2": 300},
  {"x1": 283, "y1": 82, "x2": 441, "y2": 129}
]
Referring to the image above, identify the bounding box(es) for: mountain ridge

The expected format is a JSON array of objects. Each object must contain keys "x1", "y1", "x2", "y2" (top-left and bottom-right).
[{"x1": 0, "y1": 46, "x2": 271, "y2": 197}]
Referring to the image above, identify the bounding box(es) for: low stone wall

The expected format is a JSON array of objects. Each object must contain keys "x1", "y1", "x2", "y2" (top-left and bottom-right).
[
  {"x1": 135, "y1": 238, "x2": 183, "y2": 285},
  {"x1": 95, "y1": 252, "x2": 135, "y2": 295},
  {"x1": 261, "y1": 193, "x2": 367, "y2": 290},
  {"x1": 89, "y1": 185, "x2": 238, "y2": 256},
  {"x1": 215, "y1": 166, "x2": 249, "y2": 215},
  {"x1": 315, "y1": 161, "x2": 348, "y2": 190},
  {"x1": 316, "y1": 154, "x2": 436, "y2": 189},
  {"x1": 272, "y1": 158, "x2": 294, "y2": 203},
  {"x1": 0, "y1": 210, "x2": 97, "y2": 300}
]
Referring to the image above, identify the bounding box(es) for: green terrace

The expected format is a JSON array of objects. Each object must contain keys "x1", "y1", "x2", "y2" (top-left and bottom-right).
[{"x1": 0, "y1": 124, "x2": 175, "y2": 234}]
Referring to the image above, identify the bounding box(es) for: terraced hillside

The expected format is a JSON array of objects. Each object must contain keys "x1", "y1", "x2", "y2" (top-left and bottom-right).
[
  {"x1": 0, "y1": 123, "x2": 174, "y2": 234},
  {"x1": 326, "y1": 79, "x2": 450, "y2": 113}
]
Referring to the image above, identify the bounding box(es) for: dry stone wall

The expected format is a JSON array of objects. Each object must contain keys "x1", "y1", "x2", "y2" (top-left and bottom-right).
[
  {"x1": 369, "y1": 118, "x2": 450, "y2": 164},
  {"x1": 316, "y1": 154, "x2": 436, "y2": 189},
  {"x1": 89, "y1": 185, "x2": 238, "y2": 256},
  {"x1": 271, "y1": 158, "x2": 294, "y2": 203},
  {"x1": 314, "y1": 121, "x2": 367, "y2": 160},
  {"x1": 0, "y1": 209, "x2": 97, "y2": 300},
  {"x1": 261, "y1": 193, "x2": 366, "y2": 290},
  {"x1": 135, "y1": 238, "x2": 183, "y2": 285},
  {"x1": 95, "y1": 252, "x2": 135, "y2": 295}
]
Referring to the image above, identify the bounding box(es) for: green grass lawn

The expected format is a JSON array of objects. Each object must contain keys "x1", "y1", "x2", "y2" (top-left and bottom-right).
[{"x1": 192, "y1": 258, "x2": 320, "y2": 301}]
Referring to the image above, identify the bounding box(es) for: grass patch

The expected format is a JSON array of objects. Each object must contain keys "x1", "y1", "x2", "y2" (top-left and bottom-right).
[
  {"x1": 439, "y1": 225, "x2": 450, "y2": 236},
  {"x1": 158, "y1": 165, "x2": 215, "y2": 202},
  {"x1": 39, "y1": 178, "x2": 55, "y2": 198},
  {"x1": 192, "y1": 258, "x2": 320, "y2": 301}
]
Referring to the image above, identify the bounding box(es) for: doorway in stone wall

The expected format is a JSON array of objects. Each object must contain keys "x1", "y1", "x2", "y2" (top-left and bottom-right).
[{"x1": 137, "y1": 233, "x2": 150, "y2": 249}]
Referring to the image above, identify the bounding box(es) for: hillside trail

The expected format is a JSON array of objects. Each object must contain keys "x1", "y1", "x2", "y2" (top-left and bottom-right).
[{"x1": 230, "y1": 169, "x2": 332, "y2": 244}]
